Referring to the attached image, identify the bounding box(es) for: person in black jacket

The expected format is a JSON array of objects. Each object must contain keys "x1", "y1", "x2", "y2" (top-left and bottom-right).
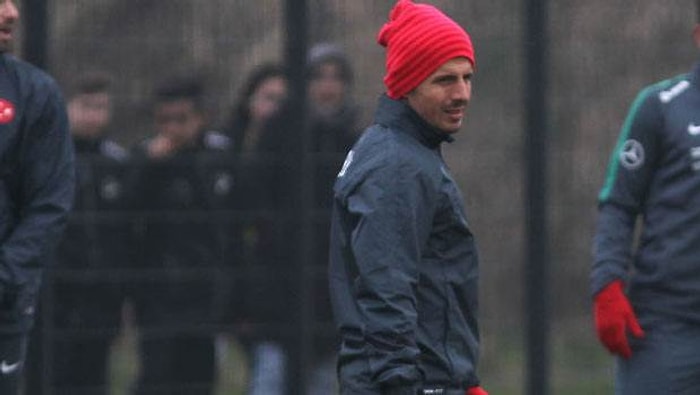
[
  {"x1": 243, "y1": 48, "x2": 361, "y2": 394},
  {"x1": 42, "y1": 72, "x2": 130, "y2": 394},
  {"x1": 130, "y1": 76, "x2": 232, "y2": 395},
  {"x1": 328, "y1": 1, "x2": 487, "y2": 394},
  {"x1": 0, "y1": 1, "x2": 75, "y2": 393},
  {"x1": 305, "y1": 42, "x2": 360, "y2": 395},
  {"x1": 591, "y1": 3, "x2": 700, "y2": 393},
  {"x1": 221, "y1": 63, "x2": 291, "y2": 395}
]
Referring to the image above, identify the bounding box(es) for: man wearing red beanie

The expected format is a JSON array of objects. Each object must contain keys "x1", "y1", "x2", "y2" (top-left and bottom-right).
[
  {"x1": 328, "y1": 1, "x2": 487, "y2": 394},
  {"x1": 591, "y1": 2, "x2": 700, "y2": 393}
]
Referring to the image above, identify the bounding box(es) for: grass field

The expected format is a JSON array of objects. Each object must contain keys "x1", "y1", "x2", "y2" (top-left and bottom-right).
[
  {"x1": 108, "y1": 326, "x2": 249, "y2": 395},
  {"x1": 108, "y1": 316, "x2": 614, "y2": 395},
  {"x1": 479, "y1": 317, "x2": 615, "y2": 394}
]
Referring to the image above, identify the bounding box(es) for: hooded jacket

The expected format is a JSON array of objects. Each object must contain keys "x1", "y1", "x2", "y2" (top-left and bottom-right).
[{"x1": 329, "y1": 95, "x2": 480, "y2": 394}]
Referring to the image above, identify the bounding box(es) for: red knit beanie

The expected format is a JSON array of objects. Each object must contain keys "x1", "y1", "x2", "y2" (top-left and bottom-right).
[{"x1": 378, "y1": 0, "x2": 475, "y2": 99}]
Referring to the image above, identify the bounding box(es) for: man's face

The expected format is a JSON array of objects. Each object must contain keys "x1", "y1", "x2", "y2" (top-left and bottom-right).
[
  {"x1": 308, "y1": 62, "x2": 346, "y2": 115},
  {"x1": 154, "y1": 99, "x2": 204, "y2": 148},
  {"x1": 406, "y1": 57, "x2": 474, "y2": 134},
  {"x1": 0, "y1": 0, "x2": 18, "y2": 54},
  {"x1": 68, "y1": 92, "x2": 112, "y2": 138}
]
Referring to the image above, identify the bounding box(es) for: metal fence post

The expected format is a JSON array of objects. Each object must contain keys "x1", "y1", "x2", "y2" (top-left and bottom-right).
[
  {"x1": 284, "y1": 0, "x2": 310, "y2": 393},
  {"x1": 21, "y1": 1, "x2": 52, "y2": 394},
  {"x1": 524, "y1": 0, "x2": 550, "y2": 394},
  {"x1": 22, "y1": 0, "x2": 49, "y2": 69}
]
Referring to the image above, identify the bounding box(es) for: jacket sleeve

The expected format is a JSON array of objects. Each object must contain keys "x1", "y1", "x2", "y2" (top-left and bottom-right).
[
  {"x1": 344, "y1": 153, "x2": 435, "y2": 390},
  {"x1": 0, "y1": 80, "x2": 74, "y2": 288},
  {"x1": 591, "y1": 85, "x2": 662, "y2": 295}
]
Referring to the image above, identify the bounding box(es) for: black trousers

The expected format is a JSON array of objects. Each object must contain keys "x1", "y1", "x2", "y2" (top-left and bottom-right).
[
  {"x1": 26, "y1": 280, "x2": 124, "y2": 395},
  {"x1": 133, "y1": 333, "x2": 215, "y2": 395},
  {"x1": 131, "y1": 279, "x2": 217, "y2": 395}
]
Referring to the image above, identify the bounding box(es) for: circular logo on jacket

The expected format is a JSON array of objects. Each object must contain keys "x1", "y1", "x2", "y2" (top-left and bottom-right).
[
  {"x1": 619, "y1": 139, "x2": 644, "y2": 170},
  {"x1": 101, "y1": 176, "x2": 122, "y2": 201},
  {"x1": 0, "y1": 99, "x2": 15, "y2": 124},
  {"x1": 213, "y1": 172, "x2": 233, "y2": 196}
]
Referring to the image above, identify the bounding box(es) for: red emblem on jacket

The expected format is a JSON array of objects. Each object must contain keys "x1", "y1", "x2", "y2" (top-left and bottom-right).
[{"x1": 0, "y1": 99, "x2": 15, "y2": 124}]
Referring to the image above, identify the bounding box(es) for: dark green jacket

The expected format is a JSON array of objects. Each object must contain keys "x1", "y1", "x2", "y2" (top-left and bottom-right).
[{"x1": 593, "y1": 62, "x2": 700, "y2": 324}]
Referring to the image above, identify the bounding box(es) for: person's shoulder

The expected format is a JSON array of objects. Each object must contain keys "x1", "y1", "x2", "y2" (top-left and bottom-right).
[
  {"x1": 353, "y1": 123, "x2": 400, "y2": 160},
  {"x1": 349, "y1": 123, "x2": 429, "y2": 176},
  {"x1": 336, "y1": 125, "x2": 388, "y2": 178},
  {"x1": 640, "y1": 73, "x2": 691, "y2": 105},
  {"x1": 3, "y1": 54, "x2": 61, "y2": 94},
  {"x1": 336, "y1": 124, "x2": 438, "y2": 196}
]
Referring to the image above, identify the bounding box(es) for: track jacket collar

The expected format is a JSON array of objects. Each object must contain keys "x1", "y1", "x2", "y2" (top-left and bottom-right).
[{"x1": 374, "y1": 94, "x2": 454, "y2": 149}]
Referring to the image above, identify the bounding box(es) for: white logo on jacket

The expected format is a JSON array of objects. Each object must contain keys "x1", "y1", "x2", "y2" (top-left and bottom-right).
[
  {"x1": 688, "y1": 123, "x2": 700, "y2": 136},
  {"x1": 213, "y1": 172, "x2": 233, "y2": 196},
  {"x1": 690, "y1": 147, "x2": 700, "y2": 171},
  {"x1": 101, "y1": 176, "x2": 122, "y2": 201},
  {"x1": 659, "y1": 80, "x2": 690, "y2": 103},
  {"x1": 619, "y1": 139, "x2": 644, "y2": 170},
  {"x1": 0, "y1": 360, "x2": 20, "y2": 375},
  {"x1": 338, "y1": 150, "x2": 354, "y2": 178}
]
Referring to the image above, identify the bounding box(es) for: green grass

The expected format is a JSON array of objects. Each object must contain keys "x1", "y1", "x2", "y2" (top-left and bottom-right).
[
  {"x1": 478, "y1": 317, "x2": 615, "y2": 395},
  {"x1": 109, "y1": 316, "x2": 615, "y2": 395},
  {"x1": 108, "y1": 314, "x2": 249, "y2": 395}
]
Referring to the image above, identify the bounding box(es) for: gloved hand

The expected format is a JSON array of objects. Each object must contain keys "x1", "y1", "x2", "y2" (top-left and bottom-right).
[
  {"x1": 466, "y1": 386, "x2": 488, "y2": 395},
  {"x1": 594, "y1": 279, "x2": 644, "y2": 358}
]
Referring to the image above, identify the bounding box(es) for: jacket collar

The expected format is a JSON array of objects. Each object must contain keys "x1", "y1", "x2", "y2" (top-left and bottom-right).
[{"x1": 374, "y1": 94, "x2": 454, "y2": 149}]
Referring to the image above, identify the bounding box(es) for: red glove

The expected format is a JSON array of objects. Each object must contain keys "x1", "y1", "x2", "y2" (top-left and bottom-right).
[
  {"x1": 466, "y1": 386, "x2": 488, "y2": 395},
  {"x1": 594, "y1": 280, "x2": 644, "y2": 359}
]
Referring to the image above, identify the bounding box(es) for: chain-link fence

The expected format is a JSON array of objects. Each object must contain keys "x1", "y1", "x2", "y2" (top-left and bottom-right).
[{"x1": 14, "y1": 1, "x2": 700, "y2": 394}]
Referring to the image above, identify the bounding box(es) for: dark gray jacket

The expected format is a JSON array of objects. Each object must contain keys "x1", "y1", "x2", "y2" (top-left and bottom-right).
[
  {"x1": 592, "y1": 62, "x2": 700, "y2": 324},
  {"x1": 0, "y1": 54, "x2": 74, "y2": 333},
  {"x1": 329, "y1": 95, "x2": 480, "y2": 394}
]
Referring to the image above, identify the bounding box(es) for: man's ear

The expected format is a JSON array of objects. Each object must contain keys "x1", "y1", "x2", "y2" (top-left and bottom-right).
[{"x1": 693, "y1": 24, "x2": 700, "y2": 49}]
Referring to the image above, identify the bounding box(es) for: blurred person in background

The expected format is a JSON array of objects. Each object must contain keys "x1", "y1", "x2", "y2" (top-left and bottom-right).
[
  {"x1": 41, "y1": 72, "x2": 131, "y2": 395},
  {"x1": 0, "y1": 0, "x2": 75, "y2": 393},
  {"x1": 591, "y1": 2, "x2": 700, "y2": 394},
  {"x1": 304, "y1": 42, "x2": 360, "y2": 395},
  {"x1": 226, "y1": 63, "x2": 288, "y2": 155},
  {"x1": 129, "y1": 76, "x2": 232, "y2": 395},
  {"x1": 245, "y1": 44, "x2": 360, "y2": 394},
  {"x1": 328, "y1": 1, "x2": 488, "y2": 394},
  {"x1": 220, "y1": 63, "x2": 291, "y2": 395},
  {"x1": 305, "y1": 42, "x2": 360, "y2": 154}
]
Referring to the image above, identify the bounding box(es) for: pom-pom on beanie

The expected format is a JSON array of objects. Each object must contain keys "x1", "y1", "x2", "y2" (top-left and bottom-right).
[{"x1": 378, "y1": 0, "x2": 475, "y2": 99}]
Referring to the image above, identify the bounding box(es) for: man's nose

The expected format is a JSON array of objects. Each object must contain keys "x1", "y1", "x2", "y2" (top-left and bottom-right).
[
  {"x1": 0, "y1": 1, "x2": 19, "y2": 21},
  {"x1": 453, "y1": 80, "x2": 471, "y2": 102}
]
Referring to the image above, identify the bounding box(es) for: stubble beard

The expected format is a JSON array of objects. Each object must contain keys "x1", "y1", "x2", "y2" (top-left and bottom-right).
[{"x1": 0, "y1": 40, "x2": 13, "y2": 54}]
